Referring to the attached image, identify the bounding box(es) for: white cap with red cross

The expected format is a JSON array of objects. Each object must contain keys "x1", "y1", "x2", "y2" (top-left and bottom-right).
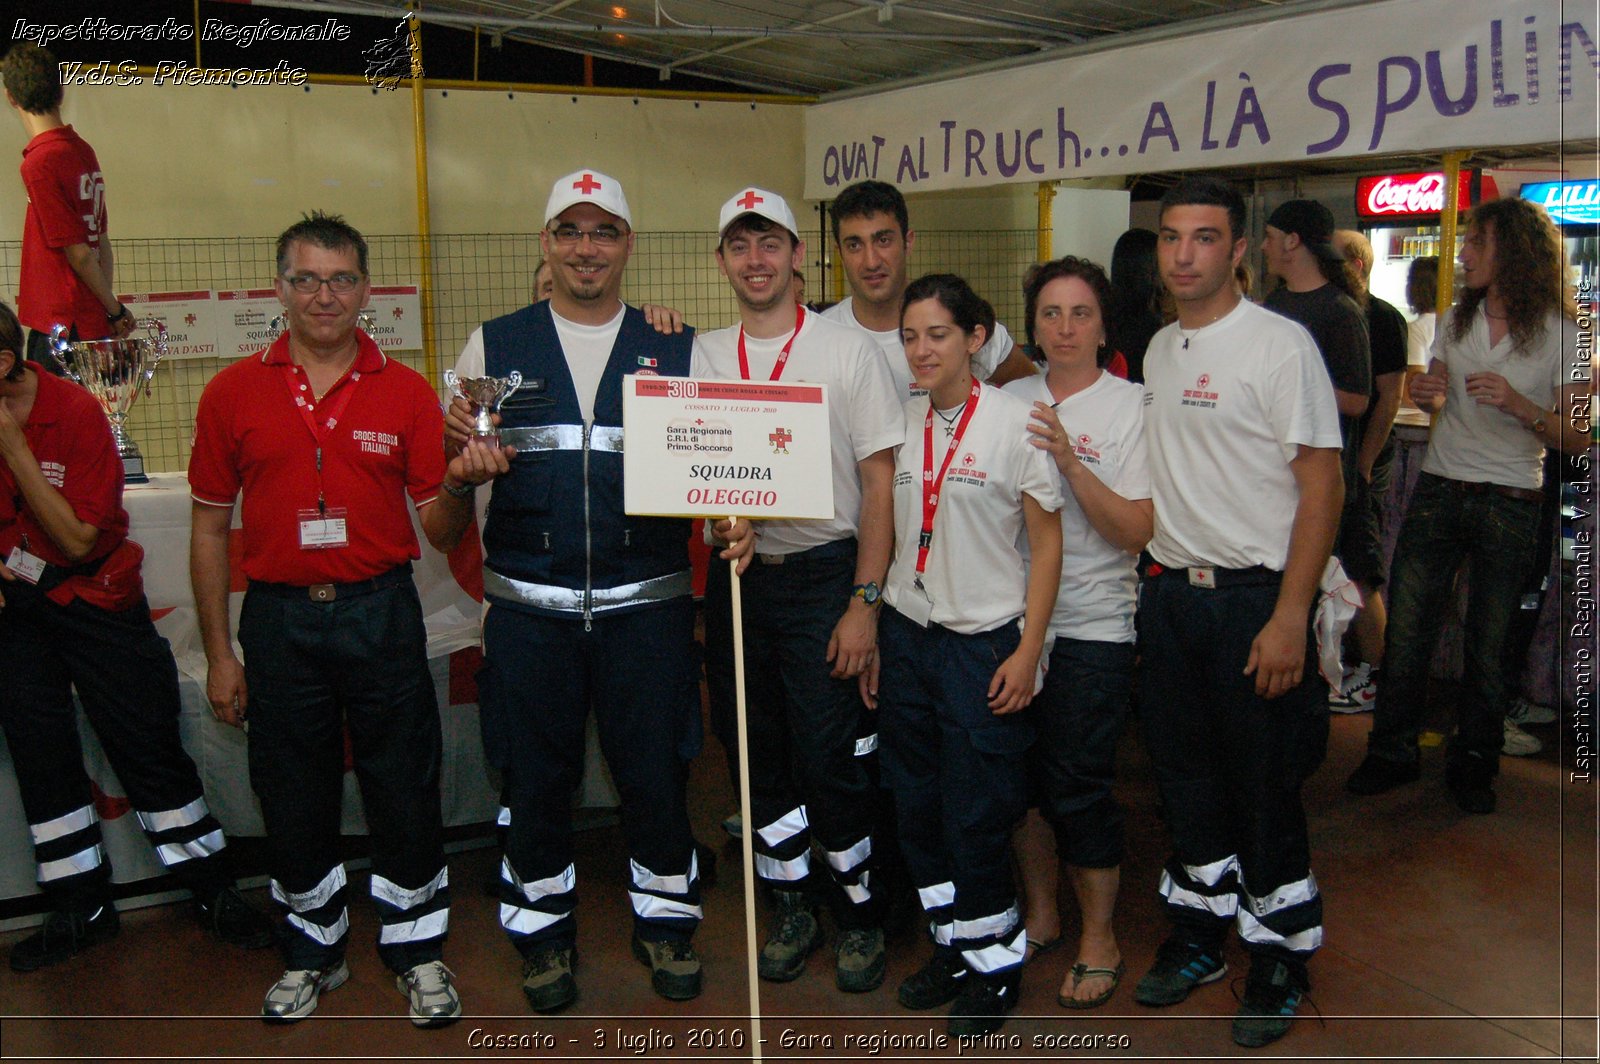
[
  {"x1": 718, "y1": 187, "x2": 798, "y2": 242},
  {"x1": 544, "y1": 169, "x2": 632, "y2": 228}
]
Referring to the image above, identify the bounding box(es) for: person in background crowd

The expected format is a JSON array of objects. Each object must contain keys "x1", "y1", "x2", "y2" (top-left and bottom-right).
[
  {"x1": 0, "y1": 300, "x2": 272, "y2": 974},
  {"x1": 875, "y1": 272, "x2": 1062, "y2": 1036},
  {"x1": 824, "y1": 180, "x2": 1036, "y2": 397},
  {"x1": 1405, "y1": 256, "x2": 1440, "y2": 368},
  {"x1": 1005, "y1": 258, "x2": 1151, "y2": 1011},
  {"x1": 3, "y1": 43, "x2": 133, "y2": 377},
  {"x1": 191, "y1": 212, "x2": 474, "y2": 1027},
  {"x1": 1135, "y1": 177, "x2": 1343, "y2": 1050},
  {"x1": 1346, "y1": 197, "x2": 1588, "y2": 814},
  {"x1": 1107, "y1": 228, "x2": 1164, "y2": 383},
  {"x1": 532, "y1": 258, "x2": 554, "y2": 302},
  {"x1": 1326, "y1": 230, "x2": 1409, "y2": 712},
  {"x1": 695, "y1": 187, "x2": 900, "y2": 997}
]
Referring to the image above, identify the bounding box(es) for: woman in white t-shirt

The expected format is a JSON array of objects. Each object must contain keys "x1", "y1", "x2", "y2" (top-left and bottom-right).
[
  {"x1": 1003, "y1": 257, "x2": 1152, "y2": 1010},
  {"x1": 1405, "y1": 255, "x2": 1439, "y2": 368},
  {"x1": 873, "y1": 274, "x2": 1063, "y2": 1036}
]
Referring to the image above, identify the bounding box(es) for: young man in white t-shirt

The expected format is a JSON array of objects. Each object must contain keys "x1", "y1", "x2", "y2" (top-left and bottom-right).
[
  {"x1": 693, "y1": 188, "x2": 903, "y2": 995},
  {"x1": 1134, "y1": 176, "x2": 1344, "y2": 1050},
  {"x1": 822, "y1": 180, "x2": 1036, "y2": 400}
]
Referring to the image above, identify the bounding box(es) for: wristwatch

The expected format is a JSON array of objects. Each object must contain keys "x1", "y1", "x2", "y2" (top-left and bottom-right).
[
  {"x1": 1529, "y1": 416, "x2": 1548, "y2": 436},
  {"x1": 851, "y1": 581, "x2": 881, "y2": 606}
]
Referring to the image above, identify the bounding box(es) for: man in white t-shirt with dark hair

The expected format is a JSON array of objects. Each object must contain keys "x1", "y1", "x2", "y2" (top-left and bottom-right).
[
  {"x1": 694, "y1": 187, "x2": 902, "y2": 996},
  {"x1": 1133, "y1": 176, "x2": 1344, "y2": 1051},
  {"x1": 822, "y1": 180, "x2": 1035, "y2": 399}
]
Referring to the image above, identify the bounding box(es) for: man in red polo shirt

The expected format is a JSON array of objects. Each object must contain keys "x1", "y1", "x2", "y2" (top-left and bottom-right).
[
  {"x1": 0, "y1": 299, "x2": 271, "y2": 973},
  {"x1": 2, "y1": 44, "x2": 133, "y2": 373},
  {"x1": 189, "y1": 212, "x2": 498, "y2": 1028}
]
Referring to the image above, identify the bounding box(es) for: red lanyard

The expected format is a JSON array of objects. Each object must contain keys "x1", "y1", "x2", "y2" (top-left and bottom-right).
[
  {"x1": 281, "y1": 359, "x2": 361, "y2": 515},
  {"x1": 916, "y1": 377, "x2": 982, "y2": 577},
  {"x1": 737, "y1": 303, "x2": 807, "y2": 381}
]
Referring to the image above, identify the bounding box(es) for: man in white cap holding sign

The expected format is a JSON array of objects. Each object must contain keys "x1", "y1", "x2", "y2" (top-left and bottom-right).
[
  {"x1": 693, "y1": 187, "x2": 902, "y2": 994},
  {"x1": 447, "y1": 168, "x2": 749, "y2": 1012}
]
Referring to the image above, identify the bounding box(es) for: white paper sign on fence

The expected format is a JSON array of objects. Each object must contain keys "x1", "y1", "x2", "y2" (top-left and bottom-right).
[
  {"x1": 115, "y1": 291, "x2": 220, "y2": 359},
  {"x1": 623, "y1": 376, "x2": 833, "y2": 520}
]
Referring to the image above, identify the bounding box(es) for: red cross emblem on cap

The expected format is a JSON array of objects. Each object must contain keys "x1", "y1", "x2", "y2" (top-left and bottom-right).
[
  {"x1": 573, "y1": 172, "x2": 603, "y2": 194},
  {"x1": 737, "y1": 189, "x2": 764, "y2": 210}
]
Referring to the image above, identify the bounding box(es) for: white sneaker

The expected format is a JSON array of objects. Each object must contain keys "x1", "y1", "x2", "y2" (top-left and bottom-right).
[
  {"x1": 1506, "y1": 698, "x2": 1556, "y2": 726},
  {"x1": 1502, "y1": 719, "x2": 1543, "y2": 757},
  {"x1": 1330, "y1": 663, "x2": 1377, "y2": 713},
  {"x1": 261, "y1": 961, "x2": 349, "y2": 1023},
  {"x1": 397, "y1": 959, "x2": 462, "y2": 1027}
]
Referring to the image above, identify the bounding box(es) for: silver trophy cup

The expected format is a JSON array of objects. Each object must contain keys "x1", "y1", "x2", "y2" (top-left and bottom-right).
[
  {"x1": 50, "y1": 320, "x2": 168, "y2": 484},
  {"x1": 444, "y1": 369, "x2": 523, "y2": 448}
]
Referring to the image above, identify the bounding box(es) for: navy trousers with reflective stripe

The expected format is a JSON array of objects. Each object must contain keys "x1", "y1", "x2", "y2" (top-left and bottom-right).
[
  {"x1": 1136, "y1": 572, "x2": 1327, "y2": 968},
  {"x1": 480, "y1": 597, "x2": 701, "y2": 953},
  {"x1": 877, "y1": 608, "x2": 1031, "y2": 979},
  {"x1": 0, "y1": 585, "x2": 230, "y2": 911},
  {"x1": 704, "y1": 545, "x2": 881, "y2": 929},
  {"x1": 240, "y1": 579, "x2": 448, "y2": 974}
]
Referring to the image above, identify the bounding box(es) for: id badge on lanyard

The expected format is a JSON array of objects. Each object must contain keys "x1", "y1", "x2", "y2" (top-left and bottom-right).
[
  {"x1": 4, "y1": 545, "x2": 46, "y2": 584},
  {"x1": 906, "y1": 379, "x2": 981, "y2": 628},
  {"x1": 283, "y1": 361, "x2": 359, "y2": 552}
]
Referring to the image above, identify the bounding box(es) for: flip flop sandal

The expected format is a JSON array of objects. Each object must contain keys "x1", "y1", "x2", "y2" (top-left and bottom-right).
[
  {"x1": 1024, "y1": 935, "x2": 1062, "y2": 963},
  {"x1": 1058, "y1": 960, "x2": 1124, "y2": 1010}
]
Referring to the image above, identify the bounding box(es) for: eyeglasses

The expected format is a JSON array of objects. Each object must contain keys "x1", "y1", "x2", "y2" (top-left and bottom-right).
[
  {"x1": 550, "y1": 224, "x2": 624, "y2": 247},
  {"x1": 282, "y1": 272, "x2": 363, "y2": 294}
]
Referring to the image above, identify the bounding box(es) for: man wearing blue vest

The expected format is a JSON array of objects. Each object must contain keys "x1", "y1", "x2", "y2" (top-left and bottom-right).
[{"x1": 447, "y1": 169, "x2": 749, "y2": 1012}]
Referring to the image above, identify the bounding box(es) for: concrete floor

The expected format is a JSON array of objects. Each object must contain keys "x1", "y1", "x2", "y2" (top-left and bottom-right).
[{"x1": 2, "y1": 685, "x2": 1595, "y2": 1062}]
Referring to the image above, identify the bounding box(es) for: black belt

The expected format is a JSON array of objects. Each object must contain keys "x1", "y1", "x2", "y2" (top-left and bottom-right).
[
  {"x1": 756, "y1": 536, "x2": 857, "y2": 567},
  {"x1": 1429, "y1": 473, "x2": 1543, "y2": 505},
  {"x1": 249, "y1": 562, "x2": 413, "y2": 603},
  {"x1": 1145, "y1": 562, "x2": 1281, "y2": 588}
]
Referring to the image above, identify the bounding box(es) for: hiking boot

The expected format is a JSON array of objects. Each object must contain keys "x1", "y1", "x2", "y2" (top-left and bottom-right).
[
  {"x1": 261, "y1": 962, "x2": 349, "y2": 1023},
  {"x1": 897, "y1": 948, "x2": 969, "y2": 1010},
  {"x1": 397, "y1": 959, "x2": 461, "y2": 1028},
  {"x1": 194, "y1": 885, "x2": 274, "y2": 950},
  {"x1": 1133, "y1": 938, "x2": 1227, "y2": 1006},
  {"x1": 946, "y1": 973, "x2": 1017, "y2": 1037},
  {"x1": 1344, "y1": 753, "x2": 1421, "y2": 795},
  {"x1": 9, "y1": 904, "x2": 120, "y2": 972},
  {"x1": 521, "y1": 946, "x2": 577, "y2": 1013},
  {"x1": 758, "y1": 891, "x2": 822, "y2": 982},
  {"x1": 834, "y1": 926, "x2": 886, "y2": 993},
  {"x1": 1231, "y1": 958, "x2": 1307, "y2": 1048},
  {"x1": 1329, "y1": 663, "x2": 1377, "y2": 712},
  {"x1": 632, "y1": 934, "x2": 703, "y2": 1000}
]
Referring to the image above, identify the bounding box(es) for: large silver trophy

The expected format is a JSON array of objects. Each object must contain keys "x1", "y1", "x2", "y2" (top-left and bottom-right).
[
  {"x1": 50, "y1": 320, "x2": 167, "y2": 484},
  {"x1": 444, "y1": 369, "x2": 523, "y2": 449}
]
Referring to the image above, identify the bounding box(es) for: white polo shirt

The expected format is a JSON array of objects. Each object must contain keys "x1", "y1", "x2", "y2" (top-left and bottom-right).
[
  {"x1": 1143, "y1": 299, "x2": 1342, "y2": 571},
  {"x1": 1423, "y1": 307, "x2": 1579, "y2": 490},
  {"x1": 884, "y1": 382, "x2": 1064, "y2": 635},
  {"x1": 692, "y1": 309, "x2": 903, "y2": 554},
  {"x1": 822, "y1": 296, "x2": 1014, "y2": 401},
  {"x1": 1004, "y1": 371, "x2": 1150, "y2": 643}
]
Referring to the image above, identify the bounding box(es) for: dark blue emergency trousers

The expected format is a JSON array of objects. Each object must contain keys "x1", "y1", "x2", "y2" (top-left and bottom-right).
[
  {"x1": 478, "y1": 303, "x2": 702, "y2": 953},
  {"x1": 1136, "y1": 564, "x2": 1328, "y2": 978},
  {"x1": 877, "y1": 606, "x2": 1031, "y2": 984}
]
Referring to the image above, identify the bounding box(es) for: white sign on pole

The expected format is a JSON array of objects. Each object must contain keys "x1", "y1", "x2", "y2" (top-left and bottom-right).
[
  {"x1": 214, "y1": 288, "x2": 281, "y2": 359},
  {"x1": 115, "y1": 291, "x2": 220, "y2": 359},
  {"x1": 622, "y1": 377, "x2": 833, "y2": 520},
  {"x1": 364, "y1": 285, "x2": 424, "y2": 351}
]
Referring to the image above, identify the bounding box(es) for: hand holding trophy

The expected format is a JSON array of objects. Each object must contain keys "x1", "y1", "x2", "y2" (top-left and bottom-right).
[{"x1": 443, "y1": 369, "x2": 523, "y2": 450}]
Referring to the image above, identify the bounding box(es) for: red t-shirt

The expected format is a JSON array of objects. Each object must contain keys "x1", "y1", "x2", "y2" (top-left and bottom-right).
[
  {"x1": 0, "y1": 367, "x2": 127, "y2": 572},
  {"x1": 18, "y1": 126, "x2": 110, "y2": 339},
  {"x1": 188, "y1": 333, "x2": 446, "y2": 584}
]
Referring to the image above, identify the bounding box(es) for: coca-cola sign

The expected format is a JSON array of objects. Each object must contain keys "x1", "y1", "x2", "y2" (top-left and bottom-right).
[{"x1": 1355, "y1": 172, "x2": 1494, "y2": 220}]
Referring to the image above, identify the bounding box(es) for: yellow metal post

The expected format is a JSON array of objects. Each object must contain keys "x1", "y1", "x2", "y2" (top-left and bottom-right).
[
  {"x1": 407, "y1": 13, "x2": 440, "y2": 385},
  {"x1": 1435, "y1": 150, "x2": 1470, "y2": 317},
  {"x1": 1036, "y1": 182, "x2": 1057, "y2": 264}
]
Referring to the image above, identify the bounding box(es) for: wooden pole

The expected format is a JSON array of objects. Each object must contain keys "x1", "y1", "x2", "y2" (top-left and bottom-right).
[{"x1": 727, "y1": 521, "x2": 763, "y2": 1059}]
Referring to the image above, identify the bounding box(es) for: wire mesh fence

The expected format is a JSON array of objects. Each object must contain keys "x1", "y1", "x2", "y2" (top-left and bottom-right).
[{"x1": 0, "y1": 228, "x2": 1040, "y2": 474}]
